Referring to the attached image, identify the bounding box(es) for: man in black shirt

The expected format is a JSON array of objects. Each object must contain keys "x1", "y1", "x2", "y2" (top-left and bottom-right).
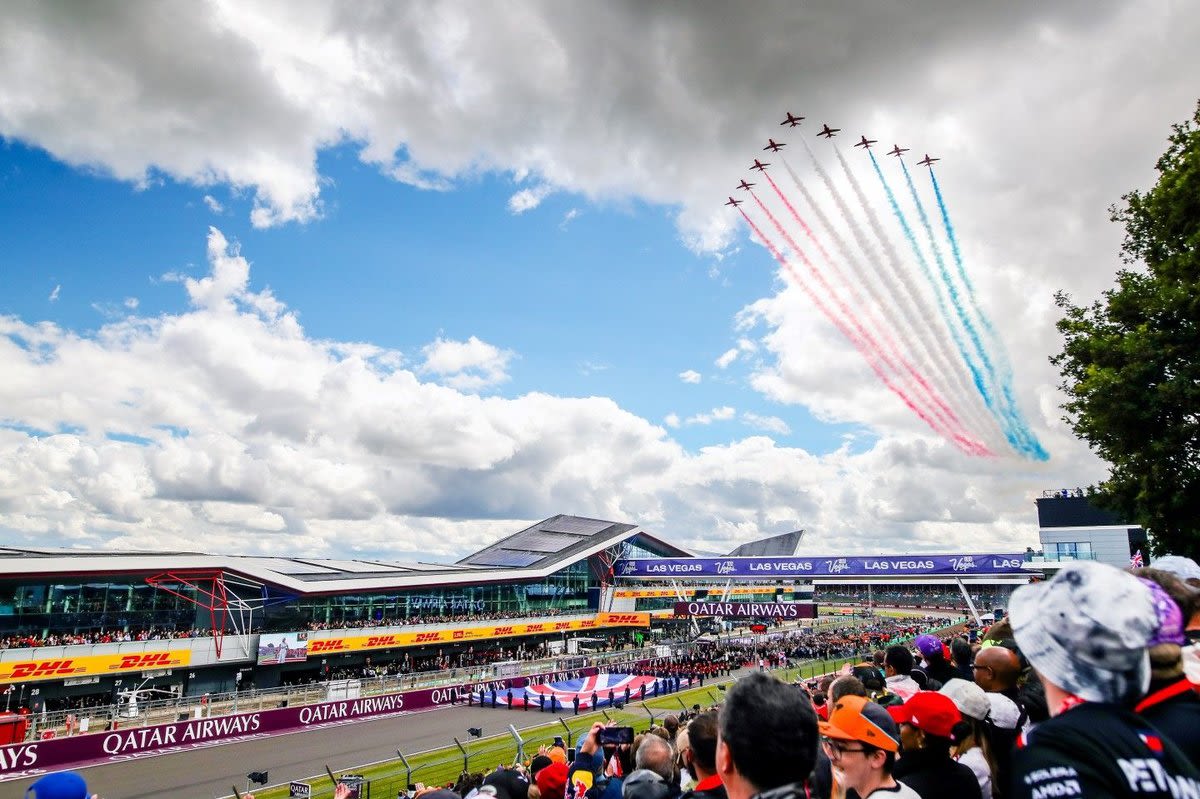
[{"x1": 1009, "y1": 562, "x2": 1200, "y2": 799}]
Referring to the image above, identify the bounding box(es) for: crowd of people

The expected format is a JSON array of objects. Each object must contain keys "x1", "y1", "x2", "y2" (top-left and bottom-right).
[
  {"x1": 0, "y1": 626, "x2": 208, "y2": 649},
  {"x1": 816, "y1": 585, "x2": 1016, "y2": 611},
  {"x1": 303, "y1": 607, "x2": 572, "y2": 631}
]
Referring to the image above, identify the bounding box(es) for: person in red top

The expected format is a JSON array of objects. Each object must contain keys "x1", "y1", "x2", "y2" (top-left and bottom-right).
[{"x1": 680, "y1": 712, "x2": 725, "y2": 799}]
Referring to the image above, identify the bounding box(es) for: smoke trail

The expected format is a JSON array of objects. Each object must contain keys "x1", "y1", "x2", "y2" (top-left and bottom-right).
[
  {"x1": 862, "y1": 149, "x2": 1028, "y2": 457},
  {"x1": 795, "y1": 143, "x2": 1007, "y2": 455},
  {"x1": 897, "y1": 157, "x2": 1043, "y2": 458},
  {"x1": 736, "y1": 206, "x2": 987, "y2": 456},
  {"x1": 928, "y1": 168, "x2": 1048, "y2": 460},
  {"x1": 762, "y1": 170, "x2": 967, "y2": 441}
]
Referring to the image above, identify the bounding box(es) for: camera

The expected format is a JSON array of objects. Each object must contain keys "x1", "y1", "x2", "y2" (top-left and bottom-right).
[{"x1": 599, "y1": 726, "x2": 635, "y2": 745}]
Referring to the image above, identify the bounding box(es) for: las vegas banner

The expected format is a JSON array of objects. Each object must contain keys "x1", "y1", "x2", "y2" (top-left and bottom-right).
[{"x1": 616, "y1": 553, "x2": 1028, "y2": 579}]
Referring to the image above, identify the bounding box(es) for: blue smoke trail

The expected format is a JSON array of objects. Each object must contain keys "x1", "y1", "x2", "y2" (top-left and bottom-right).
[
  {"x1": 928, "y1": 169, "x2": 1048, "y2": 460},
  {"x1": 866, "y1": 151, "x2": 1028, "y2": 456}
]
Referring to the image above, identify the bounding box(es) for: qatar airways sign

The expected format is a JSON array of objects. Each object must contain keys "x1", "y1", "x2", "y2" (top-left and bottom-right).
[
  {"x1": 617, "y1": 553, "x2": 1027, "y2": 578},
  {"x1": 673, "y1": 602, "x2": 816, "y2": 619}
]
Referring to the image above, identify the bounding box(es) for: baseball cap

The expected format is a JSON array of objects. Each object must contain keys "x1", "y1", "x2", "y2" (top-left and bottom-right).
[
  {"x1": 547, "y1": 745, "x2": 569, "y2": 765},
  {"x1": 1010, "y1": 560, "x2": 1156, "y2": 704},
  {"x1": 913, "y1": 634, "x2": 942, "y2": 659},
  {"x1": 536, "y1": 761, "x2": 568, "y2": 799},
  {"x1": 939, "y1": 678, "x2": 989, "y2": 721},
  {"x1": 25, "y1": 772, "x2": 89, "y2": 799},
  {"x1": 985, "y1": 692, "x2": 1022, "y2": 730},
  {"x1": 851, "y1": 664, "x2": 885, "y2": 690},
  {"x1": 483, "y1": 768, "x2": 529, "y2": 799},
  {"x1": 529, "y1": 755, "x2": 553, "y2": 779},
  {"x1": 889, "y1": 691, "x2": 961, "y2": 738},
  {"x1": 818, "y1": 695, "x2": 900, "y2": 752}
]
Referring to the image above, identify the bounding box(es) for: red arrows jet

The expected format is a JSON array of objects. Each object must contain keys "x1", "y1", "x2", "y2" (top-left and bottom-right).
[
  {"x1": 917, "y1": 154, "x2": 941, "y2": 167},
  {"x1": 817, "y1": 123, "x2": 840, "y2": 138},
  {"x1": 780, "y1": 112, "x2": 804, "y2": 127},
  {"x1": 725, "y1": 196, "x2": 744, "y2": 207},
  {"x1": 750, "y1": 159, "x2": 770, "y2": 172},
  {"x1": 888, "y1": 144, "x2": 909, "y2": 158},
  {"x1": 737, "y1": 180, "x2": 756, "y2": 191},
  {"x1": 854, "y1": 135, "x2": 877, "y2": 149},
  {"x1": 763, "y1": 138, "x2": 786, "y2": 152}
]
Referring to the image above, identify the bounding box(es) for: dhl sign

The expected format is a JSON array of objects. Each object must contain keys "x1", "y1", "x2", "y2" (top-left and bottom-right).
[
  {"x1": 303, "y1": 612, "x2": 651, "y2": 658},
  {"x1": 0, "y1": 650, "x2": 191, "y2": 685}
]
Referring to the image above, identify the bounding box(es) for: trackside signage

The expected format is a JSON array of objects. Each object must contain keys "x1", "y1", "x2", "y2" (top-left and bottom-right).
[
  {"x1": 0, "y1": 664, "x2": 608, "y2": 780},
  {"x1": 616, "y1": 554, "x2": 1028, "y2": 578},
  {"x1": 0, "y1": 651, "x2": 191, "y2": 686},
  {"x1": 673, "y1": 602, "x2": 816, "y2": 619}
]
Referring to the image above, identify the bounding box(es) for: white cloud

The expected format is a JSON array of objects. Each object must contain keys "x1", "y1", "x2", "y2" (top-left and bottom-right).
[
  {"x1": 715, "y1": 348, "x2": 739, "y2": 369},
  {"x1": 664, "y1": 413, "x2": 681, "y2": 429},
  {"x1": 559, "y1": 208, "x2": 581, "y2": 230},
  {"x1": 48, "y1": 285, "x2": 60, "y2": 302},
  {"x1": 686, "y1": 406, "x2": 737, "y2": 426},
  {"x1": 419, "y1": 335, "x2": 515, "y2": 391},
  {"x1": 679, "y1": 370, "x2": 702, "y2": 384},
  {"x1": 124, "y1": 297, "x2": 139, "y2": 310},
  {"x1": 742, "y1": 412, "x2": 791, "y2": 436},
  {"x1": 508, "y1": 185, "x2": 553, "y2": 214},
  {"x1": 203, "y1": 194, "x2": 224, "y2": 214}
]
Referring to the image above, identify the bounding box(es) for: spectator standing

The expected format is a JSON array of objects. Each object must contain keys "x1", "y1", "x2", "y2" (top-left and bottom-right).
[
  {"x1": 818, "y1": 695, "x2": 918, "y2": 799},
  {"x1": 680, "y1": 712, "x2": 726, "y2": 799},
  {"x1": 912, "y1": 635, "x2": 955, "y2": 688},
  {"x1": 939, "y1": 679, "x2": 998, "y2": 799},
  {"x1": 888, "y1": 691, "x2": 981, "y2": 799},
  {"x1": 716, "y1": 671, "x2": 818, "y2": 799},
  {"x1": 1009, "y1": 561, "x2": 1200, "y2": 799},
  {"x1": 884, "y1": 646, "x2": 921, "y2": 702}
]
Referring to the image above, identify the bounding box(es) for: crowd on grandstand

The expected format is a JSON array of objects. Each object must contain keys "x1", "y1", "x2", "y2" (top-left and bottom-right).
[
  {"x1": 303, "y1": 607, "x2": 571, "y2": 631},
  {"x1": 0, "y1": 627, "x2": 208, "y2": 649},
  {"x1": 815, "y1": 585, "x2": 1016, "y2": 611}
]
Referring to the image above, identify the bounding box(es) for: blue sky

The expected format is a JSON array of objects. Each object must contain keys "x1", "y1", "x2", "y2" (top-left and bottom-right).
[{"x1": 0, "y1": 2, "x2": 1196, "y2": 559}]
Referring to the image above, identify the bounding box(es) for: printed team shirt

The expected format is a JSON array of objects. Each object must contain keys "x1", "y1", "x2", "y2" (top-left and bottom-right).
[{"x1": 1012, "y1": 703, "x2": 1200, "y2": 799}]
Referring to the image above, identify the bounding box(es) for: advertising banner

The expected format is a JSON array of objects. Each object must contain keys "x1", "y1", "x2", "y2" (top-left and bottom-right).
[
  {"x1": 0, "y1": 651, "x2": 191, "y2": 686},
  {"x1": 306, "y1": 613, "x2": 648, "y2": 657},
  {"x1": 613, "y1": 586, "x2": 808, "y2": 599},
  {"x1": 257, "y1": 632, "x2": 309, "y2": 665},
  {"x1": 672, "y1": 601, "x2": 817, "y2": 619},
  {"x1": 0, "y1": 663, "x2": 609, "y2": 780},
  {"x1": 615, "y1": 553, "x2": 1028, "y2": 579}
]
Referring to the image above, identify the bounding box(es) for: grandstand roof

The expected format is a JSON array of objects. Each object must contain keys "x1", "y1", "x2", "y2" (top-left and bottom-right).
[
  {"x1": 725, "y1": 530, "x2": 805, "y2": 557},
  {"x1": 0, "y1": 514, "x2": 688, "y2": 595}
]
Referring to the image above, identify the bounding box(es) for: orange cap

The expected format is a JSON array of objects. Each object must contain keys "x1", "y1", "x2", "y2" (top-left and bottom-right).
[{"x1": 817, "y1": 695, "x2": 900, "y2": 752}]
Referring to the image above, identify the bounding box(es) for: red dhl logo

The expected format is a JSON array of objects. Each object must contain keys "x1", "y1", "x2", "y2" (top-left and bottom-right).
[
  {"x1": 554, "y1": 622, "x2": 572, "y2": 630},
  {"x1": 493, "y1": 626, "x2": 515, "y2": 636},
  {"x1": 366, "y1": 636, "x2": 402, "y2": 647},
  {"x1": 413, "y1": 632, "x2": 443, "y2": 643},
  {"x1": 603, "y1": 614, "x2": 643, "y2": 624},
  {"x1": 115, "y1": 653, "x2": 174, "y2": 671},
  {"x1": 452, "y1": 630, "x2": 465, "y2": 639},
  {"x1": 525, "y1": 624, "x2": 544, "y2": 632},
  {"x1": 9, "y1": 659, "x2": 81, "y2": 679},
  {"x1": 311, "y1": 640, "x2": 348, "y2": 653},
  {"x1": 579, "y1": 621, "x2": 597, "y2": 628}
]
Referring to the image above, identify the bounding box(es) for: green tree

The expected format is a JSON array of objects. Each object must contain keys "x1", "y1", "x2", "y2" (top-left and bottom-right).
[{"x1": 1051, "y1": 101, "x2": 1200, "y2": 559}]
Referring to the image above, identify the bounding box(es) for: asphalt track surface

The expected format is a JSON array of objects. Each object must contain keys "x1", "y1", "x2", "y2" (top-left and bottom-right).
[{"x1": 8, "y1": 671, "x2": 750, "y2": 799}]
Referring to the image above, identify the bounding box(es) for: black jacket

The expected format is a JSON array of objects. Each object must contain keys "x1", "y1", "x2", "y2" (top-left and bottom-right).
[
  {"x1": 1011, "y1": 702, "x2": 1200, "y2": 799},
  {"x1": 1137, "y1": 678, "x2": 1200, "y2": 768},
  {"x1": 893, "y1": 746, "x2": 982, "y2": 799}
]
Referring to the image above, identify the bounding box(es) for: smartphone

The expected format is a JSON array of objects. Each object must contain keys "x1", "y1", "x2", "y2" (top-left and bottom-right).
[
  {"x1": 553, "y1": 735, "x2": 565, "y2": 748},
  {"x1": 567, "y1": 747, "x2": 577, "y2": 761},
  {"x1": 599, "y1": 726, "x2": 635, "y2": 746}
]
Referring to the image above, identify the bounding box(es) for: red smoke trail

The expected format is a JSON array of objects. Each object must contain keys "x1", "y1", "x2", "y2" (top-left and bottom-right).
[
  {"x1": 738, "y1": 203, "x2": 988, "y2": 456},
  {"x1": 762, "y1": 171, "x2": 969, "y2": 442}
]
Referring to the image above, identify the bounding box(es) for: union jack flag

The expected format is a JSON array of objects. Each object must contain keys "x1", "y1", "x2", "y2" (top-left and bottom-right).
[{"x1": 1131, "y1": 549, "x2": 1144, "y2": 568}]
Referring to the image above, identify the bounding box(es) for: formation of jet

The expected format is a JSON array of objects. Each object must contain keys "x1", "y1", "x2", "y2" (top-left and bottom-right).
[
  {"x1": 917, "y1": 154, "x2": 940, "y2": 167},
  {"x1": 737, "y1": 179, "x2": 756, "y2": 191},
  {"x1": 780, "y1": 112, "x2": 804, "y2": 127},
  {"x1": 854, "y1": 135, "x2": 877, "y2": 149},
  {"x1": 763, "y1": 138, "x2": 786, "y2": 152},
  {"x1": 888, "y1": 144, "x2": 909, "y2": 158},
  {"x1": 725, "y1": 196, "x2": 743, "y2": 207},
  {"x1": 750, "y1": 159, "x2": 770, "y2": 172},
  {"x1": 817, "y1": 123, "x2": 840, "y2": 138}
]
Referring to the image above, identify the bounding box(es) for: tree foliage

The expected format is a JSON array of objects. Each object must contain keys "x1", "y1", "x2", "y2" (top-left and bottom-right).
[{"x1": 1051, "y1": 101, "x2": 1200, "y2": 558}]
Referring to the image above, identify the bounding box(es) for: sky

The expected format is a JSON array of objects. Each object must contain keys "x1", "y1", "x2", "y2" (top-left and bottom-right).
[{"x1": 1, "y1": 1, "x2": 1197, "y2": 561}]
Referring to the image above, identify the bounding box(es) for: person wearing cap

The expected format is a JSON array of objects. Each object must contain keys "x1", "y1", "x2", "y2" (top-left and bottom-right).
[
  {"x1": 888, "y1": 691, "x2": 981, "y2": 799},
  {"x1": 940, "y1": 679, "x2": 998, "y2": 799},
  {"x1": 1009, "y1": 561, "x2": 1200, "y2": 799},
  {"x1": 23, "y1": 772, "x2": 99, "y2": 799},
  {"x1": 624, "y1": 770, "x2": 672, "y2": 799},
  {"x1": 912, "y1": 635, "x2": 956, "y2": 688},
  {"x1": 1130, "y1": 568, "x2": 1200, "y2": 764},
  {"x1": 852, "y1": 664, "x2": 903, "y2": 708},
  {"x1": 538, "y1": 762, "x2": 570, "y2": 799},
  {"x1": 568, "y1": 723, "x2": 609, "y2": 799},
  {"x1": 818, "y1": 695, "x2": 918, "y2": 799},
  {"x1": 883, "y1": 646, "x2": 921, "y2": 703},
  {"x1": 716, "y1": 671, "x2": 818, "y2": 799}
]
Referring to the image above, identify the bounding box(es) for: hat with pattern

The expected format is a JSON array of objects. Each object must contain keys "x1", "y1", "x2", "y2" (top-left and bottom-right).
[{"x1": 1010, "y1": 561, "x2": 1156, "y2": 703}]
